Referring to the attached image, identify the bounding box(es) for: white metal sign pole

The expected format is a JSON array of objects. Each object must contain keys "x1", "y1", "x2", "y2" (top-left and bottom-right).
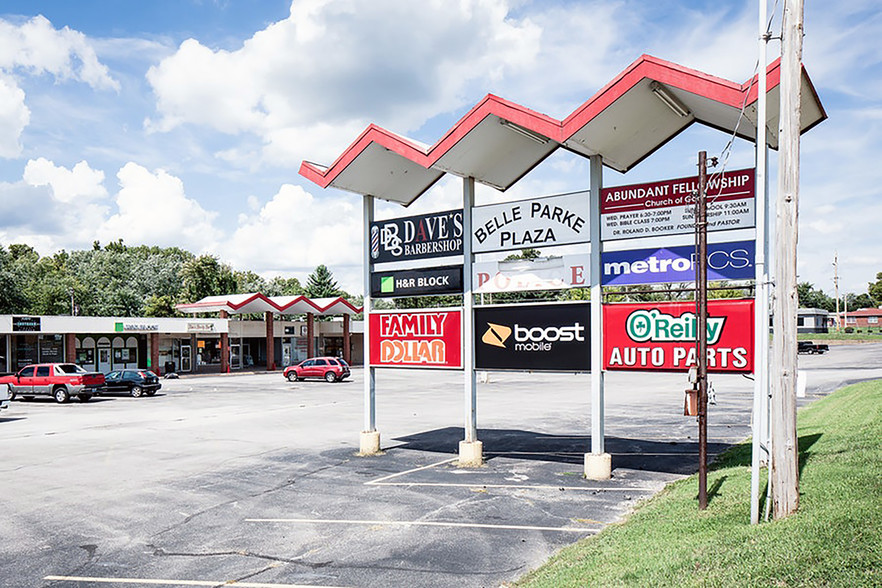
[
  {"x1": 459, "y1": 176, "x2": 482, "y2": 465},
  {"x1": 360, "y1": 195, "x2": 380, "y2": 455},
  {"x1": 585, "y1": 154, "x2": 610, "y2": 480},
  {"x1": 751, "y1": 0, "x2": 771, "y2": 524}
]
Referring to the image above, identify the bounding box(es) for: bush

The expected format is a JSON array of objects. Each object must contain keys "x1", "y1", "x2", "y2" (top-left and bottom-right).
[{"x1": 845, "y1": 327, "x2": 854, "y2": 333}]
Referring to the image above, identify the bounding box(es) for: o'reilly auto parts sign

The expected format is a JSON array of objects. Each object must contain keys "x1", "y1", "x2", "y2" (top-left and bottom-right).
[
  {"x1": 371, "y1": 265, "x2": 463, "y2": 298},
  {"x1": 602, "y1": 240, "x2": 755, "y2": 286},
  {"x1": 603, "y1": 300, "x2": 754, "y2": 373},
  {"x1": 475, "y1": 302, "x2": 590, "y2": 371},
  {"x1": 370, "y1": 209, "x2": 463, "y2": 263}
]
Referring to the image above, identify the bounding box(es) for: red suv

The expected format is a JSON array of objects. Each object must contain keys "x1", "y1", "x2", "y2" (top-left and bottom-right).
[{"x1": 284, "y1": 357, "x2": 350, "y2": 383}]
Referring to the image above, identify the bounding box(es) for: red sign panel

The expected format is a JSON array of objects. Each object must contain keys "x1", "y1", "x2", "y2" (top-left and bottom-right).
[
  {"x1": 600, "y1": 168, "x2": 755, "y2": 240},
  {"x1": 603, "y1": 300, "x2": 754, "y2": 373},
  {"x1": 369, "y1": 309, "x2": 462, "y2": 369}
]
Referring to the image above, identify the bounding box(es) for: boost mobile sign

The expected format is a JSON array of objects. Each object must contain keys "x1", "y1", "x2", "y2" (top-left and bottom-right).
[
  {"x1": 475, "y1": 302, "x2": 590, "y2": 371},
  {"x1": 370, "y1": 209, "x2": 463, "y2": 263},
  {"x1": 603, "y1": 300, "x2": 755, "y2": 373},
  {"x1": 602, "y1": 240, "x2": 755, "y2": 286},
  {"x1": 601, "y1": 168, "x2": 755, "y2": 241},
  {"x1": 471, "y1": 191, "x2": 590, "y2": 253}
]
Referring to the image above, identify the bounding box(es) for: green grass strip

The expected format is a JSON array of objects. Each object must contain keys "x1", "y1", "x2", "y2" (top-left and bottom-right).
[{"x1": 515, "y1": 379, "x2": 882, "y2": 588}]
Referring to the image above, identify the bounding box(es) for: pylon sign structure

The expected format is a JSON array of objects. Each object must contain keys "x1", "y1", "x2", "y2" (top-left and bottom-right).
[{"x1": 298, "y1": 53, "x2": 825, "y2": 480}]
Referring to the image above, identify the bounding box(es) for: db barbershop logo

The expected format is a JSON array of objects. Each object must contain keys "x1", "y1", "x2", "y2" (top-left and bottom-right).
[
  {"x1": 371, "y1": 209, "x2": 463, "y2": 263},
  {"x1": 481, "y1": 321, "x2": 585, "y2": 352},
  {"x1": 475, "y1": 303, "x2": 591, "y2": 372}
]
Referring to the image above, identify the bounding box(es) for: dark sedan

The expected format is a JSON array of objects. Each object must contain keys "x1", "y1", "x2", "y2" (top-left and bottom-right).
[{"x1": 101, "y1": 370, "x2": 161, "y2": 398}]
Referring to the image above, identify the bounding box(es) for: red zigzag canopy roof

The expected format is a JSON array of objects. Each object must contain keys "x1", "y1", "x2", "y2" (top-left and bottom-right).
[{"x1": 300, "y1": 54, "x2": 825, "y2": 206}]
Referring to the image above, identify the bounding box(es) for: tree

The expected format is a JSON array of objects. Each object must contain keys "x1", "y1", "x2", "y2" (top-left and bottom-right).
[
  {"x1": 797, "y1": 282, "x2": 834, "y2": 311},
  {"x1": 181, "y1": 255, "x2": 237, "y2": 303},
  {"x1": 847, "y1": 292, "x2": 876, "y2": 311},
  {"x1": 143, "y1": 294, "x2": 179, "y2": 317},
  {"x1": 868, "y1": 272, "x2": 882, "y2": 306},
  {"x1": 305, "y1": 265, "x2": 341, "y2": 298},
  {"x1": 0, "y1": 246, "x2": 28, "y2": 313},
  {"x1": 266, "y1": 276, "x2": 303, "y2": 296}
]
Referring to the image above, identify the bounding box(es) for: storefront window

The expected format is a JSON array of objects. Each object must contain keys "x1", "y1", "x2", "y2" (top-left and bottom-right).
[
  {"x1": 14, "y1": 335, "x2": 38, "y2": 370},
  {"x1": 39, "y1": 334, "x2": 65, "y2": 363}
]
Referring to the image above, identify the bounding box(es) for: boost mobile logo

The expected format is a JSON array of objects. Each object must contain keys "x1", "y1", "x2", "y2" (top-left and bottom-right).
[
  {"x1": 482, "y1": 321, "x2": 585, "y2": 351},
  {"x1": 482, "y1": 323, "x2": 511, "y2": 348}
]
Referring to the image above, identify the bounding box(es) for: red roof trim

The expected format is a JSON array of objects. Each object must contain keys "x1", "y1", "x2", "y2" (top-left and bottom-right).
[{"x1": 300, "y1": 54, "x2": 825, "y2": 192}]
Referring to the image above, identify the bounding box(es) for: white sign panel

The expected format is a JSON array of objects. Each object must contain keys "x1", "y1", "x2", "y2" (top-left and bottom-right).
[
  {"x1": 473, "y1": 254, "x2": 591, "y2": 293},
  {"x1": 472, "y1": 191, "x2": 590, "y2": 253},
  {"x1": 600, "y1": 168, "x2": 755, "y2": 241}
]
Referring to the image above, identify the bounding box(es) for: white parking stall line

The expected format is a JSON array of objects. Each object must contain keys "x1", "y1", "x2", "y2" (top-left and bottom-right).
[
  {"x1": 246, "y1": 518, "x2": 596, "y2": 533},
  {"x1": 362, "y1": 481, "x2": 662, "y2": 491},
  {"x1": 43, "y1": 576, "x2": 347, "y2": 588},
  {"x1": 365, "y1": 457, "x2": 457, "y2": 485}
]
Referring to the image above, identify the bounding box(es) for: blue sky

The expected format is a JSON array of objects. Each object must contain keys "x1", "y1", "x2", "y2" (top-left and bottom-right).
[{"x1": 0, "y1": 0, "x2": 879, "y2": 297}]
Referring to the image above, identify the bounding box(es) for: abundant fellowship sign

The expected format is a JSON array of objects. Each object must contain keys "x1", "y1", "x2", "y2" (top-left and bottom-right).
[{"x1": 601, "y1": 168, "x2": 755, "y2": 240}]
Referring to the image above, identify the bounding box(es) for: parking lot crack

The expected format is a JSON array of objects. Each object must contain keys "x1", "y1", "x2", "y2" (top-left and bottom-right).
[{"x1": 146, "y1": 544, "x2": 333, "y2": 569}]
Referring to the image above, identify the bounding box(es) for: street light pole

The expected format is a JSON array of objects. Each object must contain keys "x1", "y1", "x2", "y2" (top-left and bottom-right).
[{"x1": 696, "y1": 150, "x2": 709, "y2": 510}]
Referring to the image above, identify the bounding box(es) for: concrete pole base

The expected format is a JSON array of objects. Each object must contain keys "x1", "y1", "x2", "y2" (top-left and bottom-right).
[
  {"x1": 359, "y1": 430, "x2": 381, "y2": 455},
  {"x1": 458, "y1": 441, "x2": 484, "y2": 467},
  {"x1": 584, "y1": 453, "x2": 612, "y2": 480}
]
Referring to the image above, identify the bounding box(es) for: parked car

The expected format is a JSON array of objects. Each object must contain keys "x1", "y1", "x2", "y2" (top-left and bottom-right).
[
  {"x1": 100, "y1": 370, "x2": 162, "y2": 397},
  {"x1": 0, "y1": 363, "x2": 105, "y2": 403},
  {"x1": 798, "y1": 341, "x2": 829, "y2": 354},
  {"x1": 0, "y1": 383, "x2": 10, "y2": 412},
  {"x1": 283, "y1": 357, "x2": 350, "y2": 383}
]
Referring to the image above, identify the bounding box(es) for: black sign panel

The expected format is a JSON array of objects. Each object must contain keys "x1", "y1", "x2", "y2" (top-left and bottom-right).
[
  {"x1": 475, "y1": 302, "x2": 590, "y2": 372},
  {"x1": 371, "y1": 265, "x2": 463, "y2": 298},
  {"x1": 12, "y1": 316, "x2": 41, "y2": 332},
  {"x1": 370, "y1": 209, "x2": 463, "y2": 264}
]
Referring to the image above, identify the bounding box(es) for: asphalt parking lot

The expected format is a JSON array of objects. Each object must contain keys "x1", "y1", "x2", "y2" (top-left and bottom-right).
[{"x1": 1, "y1": 344, "x2": 880, "y2": 588}]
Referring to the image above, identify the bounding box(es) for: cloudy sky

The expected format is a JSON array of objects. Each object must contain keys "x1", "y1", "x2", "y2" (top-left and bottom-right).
[{"x1": 0, "y1": 0, "x2": 879, "y2": 296}]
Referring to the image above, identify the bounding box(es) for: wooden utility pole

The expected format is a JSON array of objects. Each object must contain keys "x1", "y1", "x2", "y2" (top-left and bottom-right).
[
  {"x1": 696, "y1": 151, "x2": 709, "y2": 511},
  {"x1": 771, "y1": 0, "x2": 804, "y2": 518}
]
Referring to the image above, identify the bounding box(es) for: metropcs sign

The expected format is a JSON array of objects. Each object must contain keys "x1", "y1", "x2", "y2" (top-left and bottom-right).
[
  {"x1": 603, "y1": 300, "x2": 754, "y2": 373},
  {"x1": 369, "y1": 309, "x2": 462, "y2": 369},
  {"x1": 602, "y1": 241, "x2": 755, "y2": 286}
]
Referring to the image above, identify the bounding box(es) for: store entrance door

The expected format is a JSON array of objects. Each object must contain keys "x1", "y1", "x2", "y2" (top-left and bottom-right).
[
  {"x1": 98, "y1": 348, "x2": 111, "y2": 373},
  {"x1": 181, "y1": 345, "x2": 192, "y2": 372},
  {"x1": 282, "y1": 342, "x2": 292, "y2": 367}
]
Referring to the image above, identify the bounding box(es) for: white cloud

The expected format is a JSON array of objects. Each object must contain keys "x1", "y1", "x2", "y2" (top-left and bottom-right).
[
  {"x1": 0, "y1": 73, "x2": 29, "y2": 157},
  {"x1": 98, "y1": 163, "x2": 221, "y2": 251},
  {"x1": 146, "y1": 0, "x2": 541, "y2": 164},
  {"x1": 0, "y1": 15, "x2": 119, "y2": 91},
  {"x1": 225, "y1": 183, "x2": 362, "y2": 278},
  {"x1": 23, "y1": 158, "x2": 108, "y2": 203}
]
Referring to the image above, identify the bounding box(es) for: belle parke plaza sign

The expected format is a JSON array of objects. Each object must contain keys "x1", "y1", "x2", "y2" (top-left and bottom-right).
[
  {"x1": 601, "y1": 168, "x2": 755, "y2": 240},
  {"x1": 472, "y1": 191, "x2": 590, "y2": 253},
  {"x1": 369, "y1": 309, "x2": 462, "y2": 369},
  {"x1": 603, "y1": 299, "x2": 755, "y2": 373}
]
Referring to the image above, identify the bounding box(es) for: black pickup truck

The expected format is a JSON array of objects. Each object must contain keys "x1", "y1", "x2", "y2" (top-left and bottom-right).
[{"x1": 798, "y1": 341, "x2": 829, "y2": 354}]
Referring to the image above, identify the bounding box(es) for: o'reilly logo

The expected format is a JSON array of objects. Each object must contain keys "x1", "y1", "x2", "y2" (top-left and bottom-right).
[
  {"x1": 481, "y1": 321, "x2": 586, "y2": 351},
  {"x1": 626, "y1": 309, "x2": 726, "y2": 345}
]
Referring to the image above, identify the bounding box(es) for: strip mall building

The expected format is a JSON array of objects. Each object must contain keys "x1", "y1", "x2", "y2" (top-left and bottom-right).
[{"x1": 0, "y1": 295, "x2": 364, "y2": 375}]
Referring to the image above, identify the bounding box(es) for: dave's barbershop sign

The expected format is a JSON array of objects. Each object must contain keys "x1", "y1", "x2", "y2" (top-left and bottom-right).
[{"x1": 370, "y1": 209, "x2": 463, "y2": 264}]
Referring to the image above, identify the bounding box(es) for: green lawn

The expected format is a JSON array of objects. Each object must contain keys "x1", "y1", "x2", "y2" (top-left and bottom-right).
[
  {"x1": 798, "y1": 331, "x2": 882, "y2": 341},
  {"x1": 515, "y1": 379, "x2": 882, "y2": 588}
]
